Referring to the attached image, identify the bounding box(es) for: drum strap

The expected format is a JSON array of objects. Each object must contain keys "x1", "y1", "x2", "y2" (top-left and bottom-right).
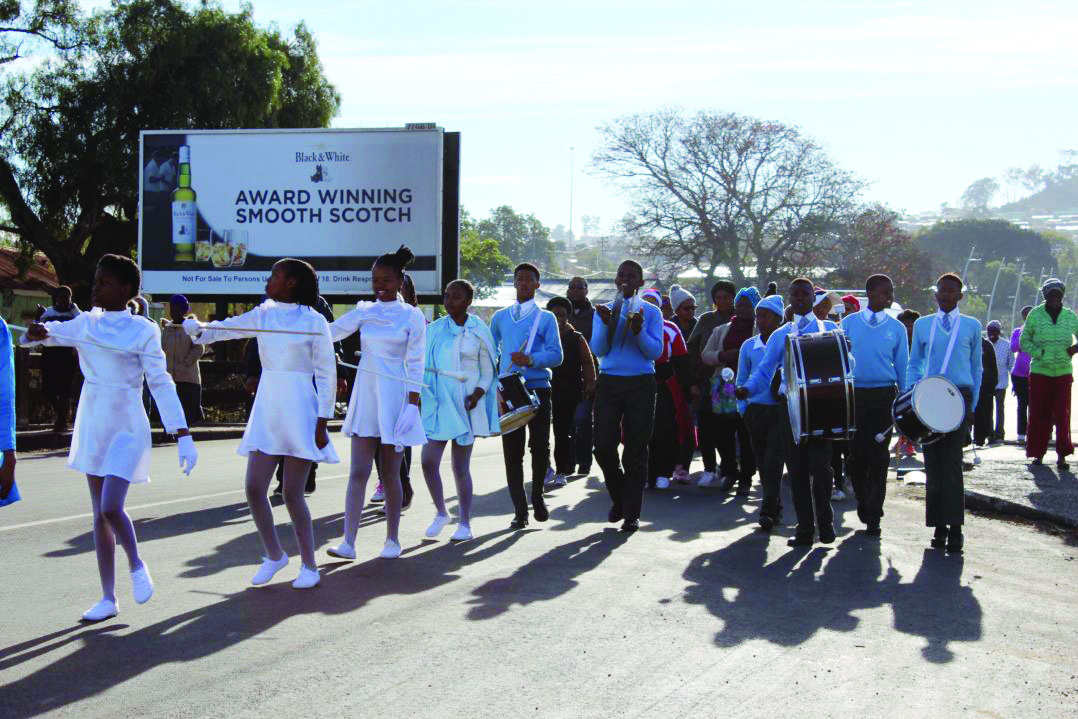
[
  {"x1": 509, "y1": 309, "x2": 544, "y2": 373},
  {"x1": 926, "y1": 313, "x2": 961, "y2": 375}
]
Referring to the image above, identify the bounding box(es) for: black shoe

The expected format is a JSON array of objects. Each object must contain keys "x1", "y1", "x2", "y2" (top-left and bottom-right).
[
  {"x1": 718, "y1": 475, "x2": 737, "y2": 492},
  {"x1": 758, "y1": 514, "x2": 775, "y2": 532},
  {"x1": 510, "y1": 515, "x2": 529, "y2": 530},
  {"x1": 1030, "y1": 457, "x2": 1043, "y2": 466},
  {"x1": 930, "y1": 525, "x2": 948, "y2": 549},
  {"x1": 864, "y1": 523, "x2": 881, "y2": 538},
  {"x1": 946, "y1": 526, "x2": 964, "y2": 552},
  {"x1": 532, "y1": 496, "x2": 549, "y2": 523},
  {"x1": 1058, "y1": 458, "x2": 1070, "y2": 471},
  {"x1": 787, "y1": 533, "x2": 814, "y2": 547},
  {"x1": 736, "y1": 482, "x2": 752, "y2": 497},
  {"x1": 305, "y1": 476, "x2": 316, "y2": 494},
  {"x1": 577, "y1": 465, "x2": 591, "y2": 476},
  {"x1": 818, "y1": 526, "x2": 836, "y2": 544},
  {"x1": 620, "y1": 519, "x2": 639, "y2": 533},
  {"x1": 608, "y1": 505, "x2": 623, "y2": 523}
]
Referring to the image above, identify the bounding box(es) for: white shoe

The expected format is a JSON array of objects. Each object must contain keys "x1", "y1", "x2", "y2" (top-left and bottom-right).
[
  {"x1": 326, "y1": 541, "x2": 356, "y2": 560},
  {"x1": 655, "y1": 476, "x2": 671, "y2": 489},
  {"x1": 543, "y1": 467, "x2": 556, "y2": 488},
  {"x1": 251, "y1": 554, "x2": 289, "y2": 585},
  {"x1": 696, "y1": 471, "x2": 716, "y2": 487},
  {"x1": 425, "y1": 513, "x2": 450, "y2": 538},
  {"x1": 450, "y1": 523, "x2": 473, "y2": 541},
  {"x1": 292, "y1": 565, "x2": 320, "y2": 590},
  {"x1": 553, "y1": 473, "x2": 568, "y2": 488},
  {"x1": 81, "y1": 598, "x2": 118, "y2": 622},
  {"x1": 379, "y1": 539, "x2": 402, "y2": 559},
  {"x1": 131, "y1": 565, "x2": 154, "y2": 604},
  {"x1": 831, "y1": 488, "x2": 847, "y2": 502},
  {"x1": 370, "y1": 483, "x2": 385, "y2": 503}
]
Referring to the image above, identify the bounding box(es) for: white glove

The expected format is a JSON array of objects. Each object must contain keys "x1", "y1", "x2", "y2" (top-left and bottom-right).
[
  {"x1": 177, "y1": 435, "x2": 198, "y2": 476},
  {"x1": 720, "y1": 367, "x2": 735, "y2": 382},
  {"x1": 393, "y1": 403, "x2": 420, "y2": 442},
  {"x1": 182, "y1": 318, "x2": 204, "y2": 338}
]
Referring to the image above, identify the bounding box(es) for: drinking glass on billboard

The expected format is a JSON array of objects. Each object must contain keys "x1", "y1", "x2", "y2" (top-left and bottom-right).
[
  {"x1": 195, "y1": 228, "x2": 212, "y2": 263},
  {"x1": 210, "y1": 233, "x2": 234, "y2": 268},
  {"x1": 226, "y1": 229, "x2": 249, "y2": 267}
]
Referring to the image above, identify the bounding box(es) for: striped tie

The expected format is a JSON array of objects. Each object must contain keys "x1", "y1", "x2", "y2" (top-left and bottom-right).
[
  {"x1": 941, "y1": 313, "x2": 952, "y2": 332},
  {"x1": 869, "y1": 313, "x2": 878, "y2": 327},
  {"x1": 797, "y1": 315, "x2": 812, "y2": 332}
]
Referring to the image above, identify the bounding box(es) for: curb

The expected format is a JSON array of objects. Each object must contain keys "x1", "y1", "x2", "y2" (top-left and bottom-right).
[{"x1": 964, "y1": 488, "x2": 1078, "y2": 529}]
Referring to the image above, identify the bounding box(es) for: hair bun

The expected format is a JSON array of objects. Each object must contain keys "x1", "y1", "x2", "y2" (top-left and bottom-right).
[{"x1": 393, "y1": 245, "x2": 415, "y2": 268}]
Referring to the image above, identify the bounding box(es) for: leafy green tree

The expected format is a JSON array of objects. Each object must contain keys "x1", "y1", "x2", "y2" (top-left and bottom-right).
[
  {"x1": 913, "y1": 220, "x2": 1056, "y2": 282},
  {"x1": 959, "y1": 177, "x2": 1000, "y2": 215},
  {"x1": 477, "y1": 205, "x2": 555, "y2": 270},
  {"x1": 0, "y1": 0, "x2": 340, "y2": 297},
  {"x1": 459, "y1": 209, "x2": 511, "y2": 299}
]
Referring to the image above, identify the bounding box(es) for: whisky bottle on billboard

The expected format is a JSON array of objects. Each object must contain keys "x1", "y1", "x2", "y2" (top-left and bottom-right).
[{"x1": 171, "y1": 145, "x2": 197, "y2": 262}]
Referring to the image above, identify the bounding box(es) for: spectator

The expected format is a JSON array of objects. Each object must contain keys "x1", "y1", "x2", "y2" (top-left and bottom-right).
[
  {"x1": 545, "y1": 296, "x2": 596, "y2": 487},
  {"x1": 565, "y1": 276, "x2": 595, "y2": 474},
  {"x1": 160, "y1": 295, "x2": 205, "y2": 426},
  {"x1": 897, "y1": 309, "x2": 920, "y2": 347},
  {"x1": 985, "y1": 320, "x2": 1013, "y2": 444},
  {"x1": 686, "y1": 280, "x2": 737, "y2": 485},
  {"x1": 36, "y1": 285, "x2": 81, "y2": 432},
  {"x1": 973, "y1": 334, "x2": 999, "y2": 447},
  {"x1": 641, "y1": 289, "x2": 693, "y2": 489},
  {"x1": 1010, "y1": 306, "x2": 1033, "y2": 444}
]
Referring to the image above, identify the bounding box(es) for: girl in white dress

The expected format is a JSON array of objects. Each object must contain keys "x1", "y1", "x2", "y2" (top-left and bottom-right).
[
  {"x1": 327, "y1": 246, "x2": 426, "y2": 560},
  {"x1": 24, "y1": 254, "x2": 198, "y2": 622},
  {"x1": 419, "y1": 280, "x2": 500, "y2": 541},
  {"x1": 185, "y1": 259, "x2": 338, "y2": 590}
]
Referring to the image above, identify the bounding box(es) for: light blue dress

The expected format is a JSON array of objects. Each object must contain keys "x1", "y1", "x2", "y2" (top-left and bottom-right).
[{"x1": 421, "y1": 315, "x2": 500, "y2": 445}]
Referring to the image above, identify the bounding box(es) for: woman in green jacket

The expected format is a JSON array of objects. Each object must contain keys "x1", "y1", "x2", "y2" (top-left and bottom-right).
[{"x1": 1019, "y1": 278, "x2": 1078, "y2": 469}]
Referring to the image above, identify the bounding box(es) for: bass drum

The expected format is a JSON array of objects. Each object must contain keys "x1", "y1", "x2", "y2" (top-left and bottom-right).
[
  {"x1": 784, "y1": 330, "x2": 856, "y2": 444},
  {"x1": 892, "y1": 375, "x2": 966, "y2": 445},
  {"x1": 497, "y1": 373, "x2": 540, "y2": 434}
]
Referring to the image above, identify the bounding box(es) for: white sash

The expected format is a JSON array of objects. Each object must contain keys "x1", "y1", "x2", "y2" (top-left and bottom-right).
[{"x1": 925, "y1": 313, "x2": 961, "y2": 375}]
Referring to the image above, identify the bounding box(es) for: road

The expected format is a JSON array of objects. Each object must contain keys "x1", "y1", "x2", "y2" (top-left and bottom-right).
[{"x1": 1, "y1": 434, "x2": 1076, "y2": 718}]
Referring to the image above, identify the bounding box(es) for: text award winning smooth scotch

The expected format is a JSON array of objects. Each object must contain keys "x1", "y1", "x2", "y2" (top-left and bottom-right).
[{"x1": 171, "y1": 145, "x2": 197, "y2": 262}]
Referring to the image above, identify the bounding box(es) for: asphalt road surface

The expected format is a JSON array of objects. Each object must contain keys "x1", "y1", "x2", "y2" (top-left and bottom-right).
[{"x1": 2, "y1": 434, "x2": 1076, "y2": 718}]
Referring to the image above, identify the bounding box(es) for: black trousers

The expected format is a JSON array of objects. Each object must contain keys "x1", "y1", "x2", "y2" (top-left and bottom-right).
[
  {"x1": 594, "y1": 374, "x2": 656, "y2": 524},
  {"x1": 848, "y1": 386, "x2": 896, "y2": 525},
  {"x1": 923, "y1": 388, "x2": 972, "y2": 528},
  {"x1": 973, "y1": 388, "x2": 995, "y2": 445},
  {"x1": 716, "y1": 412, "x2": 756, "y2": 483},
  {"x1": 782, "y1": 410, "x2": 834, "y2": 537},
  {"x1": 501, "y1": 388, "x2": 552, "y2": 518},
  {"x1": 574, "y1": 397, "x2": 594, "y2": 472},
  {"x1": 696, "y1": 403, "x2": 720, "y2": 473},
  {"x1": 743, "y1": 403, "x2": 784, "y2": 520},
  {"x1": 551, "y1": 392, "x2": 578, "y2": 474},
  {"x1": 1012, "y1": 375, "x2": 1029, "y2": 437},
  {"x1": 648, "y1": 384, "x2": 679, "y2": 483},
  {"x1": 40, "y1": 347, "x2": 77, "y2": 426},
  {"x1": 831, "y1": 442, "x2": 847, "y2": 489}
]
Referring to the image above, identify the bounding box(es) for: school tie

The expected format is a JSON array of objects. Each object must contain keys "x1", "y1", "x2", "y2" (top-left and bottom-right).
[
  {"x1": 941, "y1": 313, "x2": 952, "y2": 332},
  {"x1": 869, "y1": 313, "x2": 878, "y2": 327}
]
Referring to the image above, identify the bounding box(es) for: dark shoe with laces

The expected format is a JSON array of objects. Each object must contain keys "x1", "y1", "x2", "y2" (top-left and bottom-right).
[
  {"x1": 863, "y1": 523, "x2": 881, "y2": 538},
  {"x1": 718, "y1": 475, "x2": 737, "y2": 492},
  {"x1": 787, "y1": 533, "x2": 814, "y2": 547},
  {"x1": 818, "y1": 526, "x2": 836, "y2": 544},
  {"x1": 532, "y1": 495, "x2": 549, "y2": 522},
  {"x1": 608, "y1": 505, "x2": 623, "y2": 523},
  {"x1": 1057, "y1": 458, "x2": 1070, "y2": 471},
  {"x1": 510, "y1": 515, "x2": 529, "y2": 530},
  {"x1": 758, "y1": 514, "x2": 775, "y2": 532},
  {"x1": 930, "y1": 525, "x2": 948, "y2": 549},
  {"x1": 946, "y1": 527, "x2": 964, "y2": 552},
  {"x1": 736, "y1": 482, "x2": 752, "y2": 497},
  {"x1": 620, "y1": 519, "x2": 639, "y2": 533}
]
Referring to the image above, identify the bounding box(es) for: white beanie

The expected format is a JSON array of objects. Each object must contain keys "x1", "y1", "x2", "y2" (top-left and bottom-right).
[{"x1": 669, "y1": 284, "x2": 695, "y2": 312}]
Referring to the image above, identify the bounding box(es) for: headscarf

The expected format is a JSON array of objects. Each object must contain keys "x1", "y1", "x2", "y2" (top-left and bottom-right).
[
  {"x1": 669, "y1": 284, "x2": 695, "y2": 312},
  {"x1": 757, "y1": 295, "x2": 785, "y2": 319},
  {"x1": 1042, "y1": 278, "x2": 1065, "y2": 299},
  {"x1": 640, "y1": 288, "x2": 662, "y2": 305},
  {"x1": 734, "y1": 286, "x2": 761, "y2": 309},
  {"x1": 841, "y1": 294, "x2": 861, "y2": 312}
]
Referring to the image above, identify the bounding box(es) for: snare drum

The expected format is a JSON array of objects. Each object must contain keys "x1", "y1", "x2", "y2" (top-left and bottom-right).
[
  {"x1": 784, "y1": 330, "x2": 856, "y2": 443},
  {"x1": 497, "y1": 373, "x2": 540, "y2": 434},
  {"x1": 892, "y1": 375, "x2": 965, "y2": 445}
]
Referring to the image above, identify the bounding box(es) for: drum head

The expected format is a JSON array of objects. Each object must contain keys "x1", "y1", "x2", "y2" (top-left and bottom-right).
[{"x1": 912, "y1": 376, "x2": 965, "y2": 433}]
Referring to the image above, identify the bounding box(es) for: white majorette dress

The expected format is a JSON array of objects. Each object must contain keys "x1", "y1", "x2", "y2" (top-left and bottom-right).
[
  {"x1": 193, "y1": 300, "x2": 339, "y2": 464},
  {"x1": 331, "y1": 298, "x2": 427, "y2": 448},
  {"x1": 27, "y1": 308, "x2": 188, "y2": 483}
]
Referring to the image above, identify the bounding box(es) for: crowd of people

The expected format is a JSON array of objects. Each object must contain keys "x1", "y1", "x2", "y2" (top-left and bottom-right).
[{"x1": 6, "y1": 248, "x2": 1078, "y2": 624}]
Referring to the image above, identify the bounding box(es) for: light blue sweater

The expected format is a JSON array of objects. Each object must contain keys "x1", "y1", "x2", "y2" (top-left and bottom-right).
[
  {"x1": 907, "y1": 310, "x2": 983, "y2": 405},
  {"x1": 840, "y1": 310, "x2": 910, "y2": 391},
  {"x1": 0, "y1": 319, "x2": 14, "y2": 452},
  {"x1": 742, "y1": 317, "x2": 840, "y2": 397},
  {"x1": 590, "y1": 298, "x2": 664, "y2": 375},
  {"x1": 490, "y1": 305, "x2": 563, "y2": 389},
  {"x1": 735, "y1": 334, "x2": 778, "y2": 411}
]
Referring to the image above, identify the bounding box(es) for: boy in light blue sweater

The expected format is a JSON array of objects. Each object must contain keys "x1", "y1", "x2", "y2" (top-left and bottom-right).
[
  {"x1": 906, "y1": 273, "x2": 983, "y2": 552},
  {"x1": 490, "y1": 263, "x2": 564, "y2": 528},
  {"x1": 840, "y1": 274, "x2": 909, "y2": 537},
  {"x1": 0, "y1": 317, "x2": 18, "y2": 507}
]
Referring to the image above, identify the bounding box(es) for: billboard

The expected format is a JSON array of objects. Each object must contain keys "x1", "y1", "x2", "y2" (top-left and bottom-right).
[{"x1": 138, "y1": 127, "x2": 459, "y2": 300}]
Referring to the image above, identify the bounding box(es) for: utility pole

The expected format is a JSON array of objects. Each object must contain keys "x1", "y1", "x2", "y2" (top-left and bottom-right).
[
  {"x1": 985, "y1": 259, "x2": 1006, "y2": 325},
  {"x1": 568, "y1": 147, "x2": 575, "y2": 254},
  {"x1": 960, "y1": 246, "x2": 979, "y2": 309},
  {"x1": 1010, "y1": 262, "x2": 1025, "y2": 329}
]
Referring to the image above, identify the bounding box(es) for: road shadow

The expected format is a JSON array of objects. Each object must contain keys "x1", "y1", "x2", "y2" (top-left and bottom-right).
[
  {"x1": 683, "y1": 534, "x2": 982, "y2": 661},
  {"x1": 0, "y1": 527, "x2": 528, "y2": 717}
]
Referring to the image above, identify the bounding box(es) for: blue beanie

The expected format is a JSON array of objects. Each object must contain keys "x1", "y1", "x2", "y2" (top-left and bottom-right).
[
  {"x1": 756, "y1": 294, "x2": 784, "y2": 319},
  {"x1": 735, "y1": 286, "x2": 762, "y2": 309}
]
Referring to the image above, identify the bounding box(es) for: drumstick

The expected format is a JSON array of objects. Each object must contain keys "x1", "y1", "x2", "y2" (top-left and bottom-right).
[
  {"x1": 875, "y1": 424, "x2": 895, "y2": 444},
  {"x1": 354, "y1": 351, "x2": 466, "y2": 382},
  {"x1": 9, "y1": 323, "x2": 159, "y2": 358},
  {"x1": 338, "y1": 360, "x2": 429, "y2": 388}
]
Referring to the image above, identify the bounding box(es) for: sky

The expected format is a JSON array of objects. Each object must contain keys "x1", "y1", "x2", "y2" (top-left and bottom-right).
[{"x1": 103, "y1": 0, "x2": 1078, "y2": 233}]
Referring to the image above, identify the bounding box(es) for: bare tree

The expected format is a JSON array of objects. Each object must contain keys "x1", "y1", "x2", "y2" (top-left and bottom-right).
[{"x1": 591, "y1": 108, "x2": 864, "y2": 287}]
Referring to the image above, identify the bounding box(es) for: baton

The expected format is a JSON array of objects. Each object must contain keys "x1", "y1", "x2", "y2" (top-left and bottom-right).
[
  {"x1": 338, "y1": 361, "x2": 429, "y2": 388},
  {"x1": 9, "y1": 323, "x2": 158, "y2": 358}
]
